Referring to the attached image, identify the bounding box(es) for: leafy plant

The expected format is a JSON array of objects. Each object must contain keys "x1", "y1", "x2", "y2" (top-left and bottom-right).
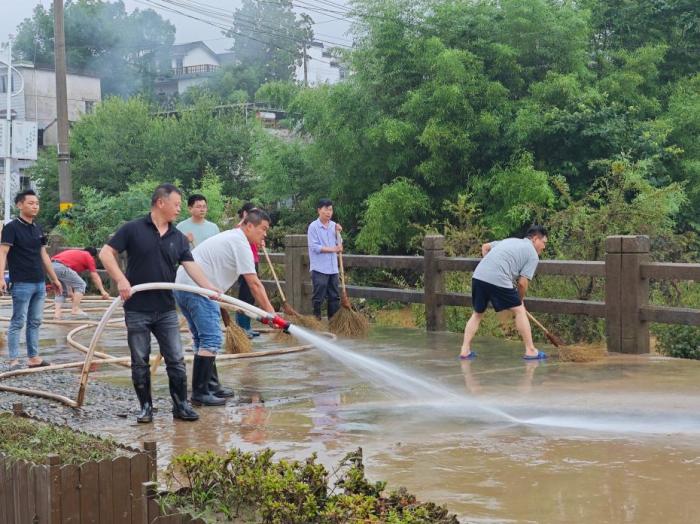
[{"x1": 161, "y1": 447, "x2": 458, "y2": 523}]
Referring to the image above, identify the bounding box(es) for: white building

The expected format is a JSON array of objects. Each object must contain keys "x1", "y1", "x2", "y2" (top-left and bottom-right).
[
  {"x1": 155, "y1": 41, "x2": 223, "y2": 97},
  {"x1": 295, "y1": 41, "x2": 345, "y2": 86},
  {"x1": 154, "y1": 40, "x2": 346, "y2": 98},
  {"x1": 0, "y1": 62, "x2": 101, "y2": 188}
]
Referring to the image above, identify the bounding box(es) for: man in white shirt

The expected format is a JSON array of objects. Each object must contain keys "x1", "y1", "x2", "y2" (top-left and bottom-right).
[{"x1": 174, "y1": 209, "x2": 278, "y2": 406}]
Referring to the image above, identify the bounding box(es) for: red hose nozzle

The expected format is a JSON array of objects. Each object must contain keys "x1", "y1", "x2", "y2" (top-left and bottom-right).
[{"x1": 261, "y1": 314, "x2": 291, "y2": 332}]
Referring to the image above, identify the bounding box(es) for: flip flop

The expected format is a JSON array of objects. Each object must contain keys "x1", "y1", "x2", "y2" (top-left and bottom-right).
[
  {"x1": 523, "y1": 351, "x2": 547, "y2": 360},
  {"x1": 28, "y1": 360, "x2": 51, "y2": 368},
  {"x1": 459, "y1": 352, "x2": 477, "y2": 360}
]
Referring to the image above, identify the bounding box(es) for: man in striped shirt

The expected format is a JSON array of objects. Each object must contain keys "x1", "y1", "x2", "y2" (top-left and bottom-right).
[{"x1": 307, "y1": 199, "x2": 343, "y2": 321}]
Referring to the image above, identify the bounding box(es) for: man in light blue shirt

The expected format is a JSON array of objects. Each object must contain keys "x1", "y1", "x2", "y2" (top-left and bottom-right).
[
  {"x1": 176, "y1": 194, "x2": 220, "y2": 247},
  {"x1": 459, "y1": 225, "x2": 548, "y2": 361},
  {"x1": 307, "y1": 198, "x2": 343, "y2": 320}
]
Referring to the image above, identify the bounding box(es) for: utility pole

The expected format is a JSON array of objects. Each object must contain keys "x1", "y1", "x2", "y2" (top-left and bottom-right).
[
  {"x1": 3, "y1": 36, "x2": 12, "y2": 224},
  {"x1": 303, "y1": 42, "x2": 308, "y2": 88},
  {"x1": 53, "y1": 0, "x2": 72, "y2": 212}
]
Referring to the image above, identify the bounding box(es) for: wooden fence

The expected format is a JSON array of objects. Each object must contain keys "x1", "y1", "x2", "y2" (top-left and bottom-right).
[
  {"x1": 268, "y1": 234, "x2": 700, "y2": 354},
  {"x1": 0, "y1": 406, "x2": 158, "y2": 524}
]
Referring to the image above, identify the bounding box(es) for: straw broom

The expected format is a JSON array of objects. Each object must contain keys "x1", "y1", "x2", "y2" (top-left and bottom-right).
[
  {"x1": 328, "y1": 234, "x2": 369, "y2": 338},
  {"x1": 262, "y1": 245, "x2": 322, "y2": 331},
  {"x1": 220, "y1": 307, "x2": 252, "y2": 354},
  {"x1": 526, "y1": 311, "x2": 607, "y2": 362}
]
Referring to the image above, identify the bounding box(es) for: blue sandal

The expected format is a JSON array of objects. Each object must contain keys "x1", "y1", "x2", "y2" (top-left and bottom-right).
[
  {"x1": 459, "y1": 352, "x2": 477, "y2": 360},
  {"x1": 523, "y1": 351, "x2": 547, "y2": 360}
]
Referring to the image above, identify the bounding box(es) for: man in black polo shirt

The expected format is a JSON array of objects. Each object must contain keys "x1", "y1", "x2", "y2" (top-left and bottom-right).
[
  {"x1": 0, "y1": 190, "x2": 63, "y2": 370},
  {"x1": 100, "y1": 184, "x2": 220, "y2": 423}
]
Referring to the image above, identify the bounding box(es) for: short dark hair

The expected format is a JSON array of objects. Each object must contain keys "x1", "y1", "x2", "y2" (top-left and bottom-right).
[
  {"x1": 317, "y1": 198, "x2": 333, "y2": 209},
  {"x1": 84, "y1": 247, "x2": 98, "y2": 257},
  {"x1": 237, "y1": 202, "x2": 258, "y2": 219},
  {"x1": 15, "y1": 189, "x2": 38, "y2": 205},
  {"x1": 242, "y1": 208, "x2": 271, "y2": 226},
  {"x1": 151, "y1": 184, "x2": 181, "y2": 206},
  {"x1": 187, "y1": 194, "x2": 207, "y2": 207},
  {"x1": 526, "y1": 225, "x2": 548, "y2": 239}
]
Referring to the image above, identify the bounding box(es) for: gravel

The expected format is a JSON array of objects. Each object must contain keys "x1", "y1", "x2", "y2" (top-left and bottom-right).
[{"x1": 0, "y1": 362, "x2": 170, "y2": 430}]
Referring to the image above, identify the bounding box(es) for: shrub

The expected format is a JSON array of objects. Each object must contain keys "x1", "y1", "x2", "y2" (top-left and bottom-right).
[
  {"x1": 654, "y1": 324, "x2": 700, "y2": 359},
  {"x1": 162, "y1": 448, "x2": 459, "y2": 523}
]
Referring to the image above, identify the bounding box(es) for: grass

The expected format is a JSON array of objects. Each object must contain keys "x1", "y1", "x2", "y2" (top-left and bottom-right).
[{"x1": 0, "y1": 413, "x2": 129, "y2": 464}]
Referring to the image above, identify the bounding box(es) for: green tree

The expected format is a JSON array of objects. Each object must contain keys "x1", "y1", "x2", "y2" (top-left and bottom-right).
[
  {"x1": 355, "y1": 178, "x2": 430, "y2": 254},
  {"x1": 228, "y1": 0, "x2": 313, "y2": 85},
  {"x1": 13, "y1": 0, "x2": 175, "y2": 97}
]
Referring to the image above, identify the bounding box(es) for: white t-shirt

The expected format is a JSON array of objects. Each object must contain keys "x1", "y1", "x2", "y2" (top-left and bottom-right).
[{"x1": 176, "y1": 228, "x2": 256, "y2": 291}]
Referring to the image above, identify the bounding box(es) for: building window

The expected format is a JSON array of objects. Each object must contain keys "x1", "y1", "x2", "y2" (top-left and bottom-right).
[
  {"x1": 19, "y1": 172, "x2": 32, "y2": 191},
  {"x1": 85, "y1": 100, "x2": 95, "y2": 114},
  {"x1": 0, "y1": 75, "x2": 6, "y2": 93}
]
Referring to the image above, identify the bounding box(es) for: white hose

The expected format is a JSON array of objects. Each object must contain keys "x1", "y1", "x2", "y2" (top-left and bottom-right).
[{"x1": 76, "y1": 282, "x2": 281, "y2": 406}]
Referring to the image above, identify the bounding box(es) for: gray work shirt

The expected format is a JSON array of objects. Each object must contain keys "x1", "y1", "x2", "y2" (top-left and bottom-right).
[{"x1": 472, "y1": 238, "x2": 539, "y2": 289}]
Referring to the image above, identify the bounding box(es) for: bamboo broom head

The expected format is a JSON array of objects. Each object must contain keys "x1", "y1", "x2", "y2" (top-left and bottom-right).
[
  {"x1": 328, "y1": 306, "x2": 370, "y2": 338},
  {"x1": 281, "y1": 303, "x2": 323, "y2": 331},
  {"x1": 556, "y1": 343, "x2": 607, "y2": 363},
  {"x1": 224, "y1": 324, "x2": 253, "y2": 354}
]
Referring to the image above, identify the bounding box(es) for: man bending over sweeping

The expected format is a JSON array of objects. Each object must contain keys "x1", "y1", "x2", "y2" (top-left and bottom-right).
[
  {"x1": 51, "y1": 247, "x2": 111, "y2": 319},
  {"x1": 174, "y1": 208, "x2": 277, "y2": 407},
  {"x1": 459, "y1": 225, "x2": 548, "y2": 361}
]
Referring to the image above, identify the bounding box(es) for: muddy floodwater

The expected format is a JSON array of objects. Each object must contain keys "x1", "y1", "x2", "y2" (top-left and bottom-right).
[{"x1": 4, "y1": 311, "x2": 700, "y2": 524}]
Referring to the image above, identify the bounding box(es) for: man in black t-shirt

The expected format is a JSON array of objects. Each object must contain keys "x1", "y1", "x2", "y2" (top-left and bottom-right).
[
  {"x1": 0, "y1": 190, "x2": 63, "y2": 370},
  {"x1": 100, "y1": 184, "x2": 220, "y2": 424}
]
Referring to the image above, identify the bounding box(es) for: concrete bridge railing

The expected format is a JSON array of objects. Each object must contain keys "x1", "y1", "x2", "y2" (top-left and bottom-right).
[{"x1": 267, "y1": 234, "x2": 700, "y2": 355}]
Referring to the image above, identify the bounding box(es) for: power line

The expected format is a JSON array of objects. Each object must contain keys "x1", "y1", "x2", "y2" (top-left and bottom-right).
[
  {"x1": 137, "y1": 0, "x2": 341, "y2": 65},
  {"x1": 177, "y1": 0, "x2": 353, "y2": 48}
]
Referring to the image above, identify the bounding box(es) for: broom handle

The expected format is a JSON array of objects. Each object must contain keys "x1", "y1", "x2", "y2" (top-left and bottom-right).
[
  {"x1": 526, "y1": 310, "x2": 560, "y2": 347},
  {"x1": 262, "y1": 245, "x2": 287, "y2": 302},
  {"x1": 336, "y1": 232, "x2": 347, "y2": 294}
]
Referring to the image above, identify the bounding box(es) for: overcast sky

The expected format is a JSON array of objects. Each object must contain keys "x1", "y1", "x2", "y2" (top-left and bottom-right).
[{"x1": 0, "y1": 0, "x2": 352, "y2": 53}]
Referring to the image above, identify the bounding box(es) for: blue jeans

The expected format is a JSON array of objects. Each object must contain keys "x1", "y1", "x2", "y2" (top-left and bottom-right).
[
  {"x1": 174, "y1": 290, "x2": 222, "y2": 354},
  {"x1": 8, "y1": 281, "x2": 46, "y2": 360}
]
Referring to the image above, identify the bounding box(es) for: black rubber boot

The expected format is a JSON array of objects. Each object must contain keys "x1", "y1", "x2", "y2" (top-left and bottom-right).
[
  {"x1": 171, "y1": 376, "x2": 199, "y2": 421},
  {"x1": 191, "y1": 355, "x2": 226, "y2": 406},
  {"x1": 209, "y1": 361, "x2": 234, "y2": 398},
  {"x1": 134, "y1": 372, "x2": 153, "y2": 423}
]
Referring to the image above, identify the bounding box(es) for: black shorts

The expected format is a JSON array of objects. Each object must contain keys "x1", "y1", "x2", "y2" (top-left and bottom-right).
[{"x1": 471, "y1": 278, "x2": 522, "y2": 313}]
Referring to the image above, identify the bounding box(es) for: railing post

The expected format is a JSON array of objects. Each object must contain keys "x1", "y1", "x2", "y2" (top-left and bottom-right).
[
  {"x1": 605, "y1": 235, "x2": 650, "y2": 354},
  {"x1": 144, "y1": 441, "x2": 157, "y2": 482},
  {"x1": 423, "y1": 235, "x2": 445, "y2": 331},
  {"x1": 284, "y1": 234, "x2": 311, "y2": 315}
]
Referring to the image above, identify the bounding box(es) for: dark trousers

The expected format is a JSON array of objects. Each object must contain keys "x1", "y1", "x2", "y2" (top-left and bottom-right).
[
  {"x1": 125, "y1": 309, "x2": 186, "y2": 404},
  {"x1": 237, "y1": 263, "x2": 258, "y2": 306},
  {"x1": 311, "y1": 270, "x2": 340, "y2": 319}
]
